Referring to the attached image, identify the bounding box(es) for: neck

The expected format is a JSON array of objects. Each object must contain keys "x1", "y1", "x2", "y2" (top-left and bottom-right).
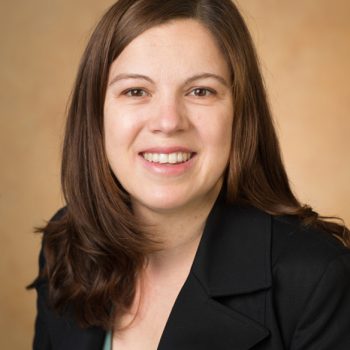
[{"x1": 133, "y1": 184, "x2": 222, "y2": 274}]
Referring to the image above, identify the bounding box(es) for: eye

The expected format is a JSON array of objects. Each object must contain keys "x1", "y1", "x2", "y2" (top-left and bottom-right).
[
  {"x1": 123, "y1": 88, "x2": 149, "y2": 97},
  {"x1": 188, "y1": 88, "x2": 216, "y2": 97}
]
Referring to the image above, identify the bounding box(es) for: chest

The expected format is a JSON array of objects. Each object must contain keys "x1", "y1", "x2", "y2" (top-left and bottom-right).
[
  {"x1": 111, "y1": 301, "x2": 173, "y2": 349},
  {"x1": 112, "y1": 272, "x2": 187, "y2": 350}
]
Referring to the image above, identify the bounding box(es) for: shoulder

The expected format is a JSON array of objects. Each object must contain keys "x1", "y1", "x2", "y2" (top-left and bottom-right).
[
  {"x1": 268, "y1": 213, "x2": 350, "y2": 343},
  {"x1": 271, "y1": 214, "x2": 350, "y2": 275},
  {"x1": 49, "y1": 206, "x2": 67, "y2": 222},
  {"x1": 217, "y1": 201, "x2": 350, "y2": 345},
  {"x1": 37, "y1": 207, "x2": 67, "y2": 273}
]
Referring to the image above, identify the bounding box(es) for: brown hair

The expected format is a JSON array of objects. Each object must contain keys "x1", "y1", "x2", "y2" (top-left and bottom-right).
[{"x1": 29, "y1": 0, "x2": 350, "y2": 330}]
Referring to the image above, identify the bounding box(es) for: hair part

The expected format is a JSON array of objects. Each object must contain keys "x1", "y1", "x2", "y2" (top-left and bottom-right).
[{"x1": 28, "y1": 0, "x2": 350, "y2": 331}]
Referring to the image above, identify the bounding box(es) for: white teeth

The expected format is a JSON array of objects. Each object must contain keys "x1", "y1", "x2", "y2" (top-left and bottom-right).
[
  {"x1": 159, "y1": 153, "x2": 168, "y2": 163},
  {"x1": 168, "y1": 153, "x2": 177, "y2": 164},
  {"x1": 142, "y1": 152, "x2": 192, "y2": 164}
]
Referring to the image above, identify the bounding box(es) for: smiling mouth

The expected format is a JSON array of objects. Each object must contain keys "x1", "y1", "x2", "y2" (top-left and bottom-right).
[{"x1": 140, "y1": 152, "x2": 195, "y2": 164}]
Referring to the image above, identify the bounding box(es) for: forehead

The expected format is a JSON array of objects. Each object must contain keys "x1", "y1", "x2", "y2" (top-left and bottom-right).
[{"x1": 108, "y1": 19, "x2": 230, "y2": 80}]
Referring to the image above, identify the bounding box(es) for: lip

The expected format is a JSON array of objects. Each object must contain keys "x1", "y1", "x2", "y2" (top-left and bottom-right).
[
  {"x1": 139, "y1": 146, "x2": 194, "y2": 154},
  {"x1": 138, "y1": 147, "x2": 197, "y2": 176}
]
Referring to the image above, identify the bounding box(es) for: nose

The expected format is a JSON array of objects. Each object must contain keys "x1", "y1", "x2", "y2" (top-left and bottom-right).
[{"x1": 148, "y1": 94, "x2": 189, "y2": 135}]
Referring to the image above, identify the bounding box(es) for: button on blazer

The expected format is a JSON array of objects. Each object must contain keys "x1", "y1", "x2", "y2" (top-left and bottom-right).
[{"x1": 33, "y1": 196, "x2": 350, "y2": 349}]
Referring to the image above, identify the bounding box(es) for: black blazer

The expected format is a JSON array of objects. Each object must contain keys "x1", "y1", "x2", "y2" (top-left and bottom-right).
[{"x1": 33, "y1": 197, "x2": 350, "y2": 349}]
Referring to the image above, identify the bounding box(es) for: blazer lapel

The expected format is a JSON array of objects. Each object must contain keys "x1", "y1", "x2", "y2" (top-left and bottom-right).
[
  {"x1": 158, "y1": 197, "x2": 272, "y2": 349},
  {"x1": 46, "y1": 304, "x2": 105, "y2": 350},
  {"x1": 53, "y1": 195, "x2": 272, "y2": 350},
  {"x1": 58, "y1": 324, "x2": 105, "y2": 350}
]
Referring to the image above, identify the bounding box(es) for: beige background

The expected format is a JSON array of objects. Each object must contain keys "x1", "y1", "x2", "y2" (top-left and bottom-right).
[{"x1": 0, "y1": 0, "x2": 349, "y2": 348}]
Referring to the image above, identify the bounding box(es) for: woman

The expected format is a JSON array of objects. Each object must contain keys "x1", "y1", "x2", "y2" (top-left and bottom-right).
[{"x1": 30, "y1": 0, "x2": 350, "y2": 349}]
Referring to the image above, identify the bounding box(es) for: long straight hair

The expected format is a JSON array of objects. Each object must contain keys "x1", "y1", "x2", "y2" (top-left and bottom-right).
[{"x1": 30, "y1": 0, "x2": 350, "y2": 330}]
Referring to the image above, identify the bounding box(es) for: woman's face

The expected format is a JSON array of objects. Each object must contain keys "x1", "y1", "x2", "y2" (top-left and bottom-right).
[{"x1": 104, "y1": 19, "x2": 233, "y2": 215}]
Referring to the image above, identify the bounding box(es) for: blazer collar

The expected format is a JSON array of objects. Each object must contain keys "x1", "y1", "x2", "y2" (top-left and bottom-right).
[
  {"x1": 192, "y1": 195, "x2": 272, "y2": 297},
  {"x1": 157, "y1": 195, "x2": 273, "y2": 349},
  {"x1": 57, "y1": 195, "x2": 273, "y2": 350}
]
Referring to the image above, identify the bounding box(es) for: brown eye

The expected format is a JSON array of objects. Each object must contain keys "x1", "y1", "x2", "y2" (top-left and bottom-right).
[
  {"x1": 125, "y1": 88, "x2": 148, "y2": 97},
  {"x1": 189, "y1": 88, "x2": 215, "y2": 97}
]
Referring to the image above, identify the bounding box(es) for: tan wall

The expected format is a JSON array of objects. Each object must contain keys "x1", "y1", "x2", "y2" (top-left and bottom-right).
[{"x1": 0, "y1": 1, "x2": 349, "y2": 348}]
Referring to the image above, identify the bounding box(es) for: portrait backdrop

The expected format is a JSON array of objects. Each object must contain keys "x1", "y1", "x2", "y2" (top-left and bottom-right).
[{"x1": 0, "y1": 0, "x2": 349, "y2": 349}]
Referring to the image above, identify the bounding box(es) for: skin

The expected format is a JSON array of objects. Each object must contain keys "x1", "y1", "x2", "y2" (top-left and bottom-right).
[{"x1": 103, "y1": 19, "x2": 234, "y2": 347}]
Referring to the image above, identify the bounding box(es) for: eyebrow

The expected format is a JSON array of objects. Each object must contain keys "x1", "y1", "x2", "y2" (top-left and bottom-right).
[
  {"x1": 186, "y1": 73, "x2": 229, "y2": 87},
  {"x1": 109, "y1": 73, "x2": 154, "y2": 86},
  {"x1": 108, "y1": 72, "x2": 229, "y2": 88}
]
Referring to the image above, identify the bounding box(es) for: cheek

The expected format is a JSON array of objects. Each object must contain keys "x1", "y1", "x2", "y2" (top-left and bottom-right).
[
  {"x1": 104, "y1": 106, "x2": 142, "y2": 156},
  {"x1": 103, "y1": 115, "x2": 132, "y2": 185},
  {"x1": 210, "y1": 131, "x2": 232, "y2": 171},
  {"x1": 202, "y1": 114, "x2": 233, "y2": 156}
]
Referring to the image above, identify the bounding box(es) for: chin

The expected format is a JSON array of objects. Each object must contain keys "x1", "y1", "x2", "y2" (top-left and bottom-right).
[{"x1": 132, "y1": 190, "x2": 196, "y2": 213}]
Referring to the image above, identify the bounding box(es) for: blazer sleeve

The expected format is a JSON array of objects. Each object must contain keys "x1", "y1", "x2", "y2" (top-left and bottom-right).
[
  {"x1": 33, "y1": 245, "x2": 51, "y2": 350},
  {"x1": 290, "y1": 252, "x2": 350, "y2": 349},
  {"x1": 33, "y1": 208, "x2": 66, "y2": 350}
]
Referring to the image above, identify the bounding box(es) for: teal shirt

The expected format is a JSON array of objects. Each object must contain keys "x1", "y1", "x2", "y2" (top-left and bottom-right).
[{"x1": 103, "y1": 331, "x2": 112, "y2": 350}]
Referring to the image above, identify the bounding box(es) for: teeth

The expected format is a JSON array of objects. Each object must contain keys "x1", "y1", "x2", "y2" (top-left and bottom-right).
[
  {"x1": 159, "y1": 154, "x2": 168, "y2": 164},
  {"x1": 168, "y1": 153, "x2": 177, "y2": 164},
  {"x1": 142, "y1": 152, "x2": 192, "y2": 164},
  {"x1": 152, "y1": 153, "x2": 159, "y2": 162}
]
